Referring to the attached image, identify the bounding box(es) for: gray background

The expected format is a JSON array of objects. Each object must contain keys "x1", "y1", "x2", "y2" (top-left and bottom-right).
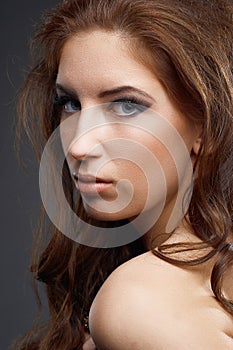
[{"x1": 1, "y1": 1, "x2": 60, "y2": 349}]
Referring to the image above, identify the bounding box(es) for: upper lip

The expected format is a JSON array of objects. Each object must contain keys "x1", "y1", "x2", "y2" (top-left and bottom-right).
[{"x1": 76, "y1": 174, "x2": 112, "y2": 183}]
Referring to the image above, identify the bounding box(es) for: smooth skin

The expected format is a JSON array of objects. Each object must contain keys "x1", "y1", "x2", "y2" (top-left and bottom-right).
[
  {"x1": 57, "y1": 30, "x2": 233, "y2": 349},
  {"x1": 57, "y1": 30, "x2": 200, "y2": 232},
  {"x1": 89, "y1": 251, "x2": 233, "y2": 350}
]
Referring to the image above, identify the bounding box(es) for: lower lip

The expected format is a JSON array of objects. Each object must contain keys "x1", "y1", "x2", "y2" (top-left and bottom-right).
[{"x1": 77, "y1": 180, "x2": 113, "y2": 194}]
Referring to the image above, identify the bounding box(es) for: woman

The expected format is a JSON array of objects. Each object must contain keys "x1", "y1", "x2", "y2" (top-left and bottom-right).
[{"x1": 15, "y1": 0, "x2": 233, "y2": 349}]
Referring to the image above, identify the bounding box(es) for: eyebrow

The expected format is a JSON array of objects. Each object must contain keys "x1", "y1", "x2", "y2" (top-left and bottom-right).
[
  {"x1": 56, "y1": 83, "x2": 79, "y2": 98},
  {"x1": 98, "y1": 86, "x2": 155, "y2": 102},
  {"x1": 55, "y1": 83, "x2": 155, "y2": 103}
]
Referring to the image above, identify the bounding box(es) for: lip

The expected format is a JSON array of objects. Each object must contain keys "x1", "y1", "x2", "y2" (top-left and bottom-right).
[{"x1": 75, "y1": 173, "x2": 113, "y2": 194}]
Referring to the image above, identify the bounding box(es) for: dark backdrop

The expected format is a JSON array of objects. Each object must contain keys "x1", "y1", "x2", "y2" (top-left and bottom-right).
[{"x1": 0, "y1": 1, "x2": 60, "y2": 349}]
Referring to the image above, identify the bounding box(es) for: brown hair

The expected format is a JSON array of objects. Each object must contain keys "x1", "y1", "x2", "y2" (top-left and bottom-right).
[{"x1": 15, "y1": 0, "x2": 233, "y2": 349}]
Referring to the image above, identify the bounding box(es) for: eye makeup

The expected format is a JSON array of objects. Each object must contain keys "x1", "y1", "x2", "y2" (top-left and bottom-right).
[{"x1": 54, "y1": 83, "x2": 154, "y2": 117}]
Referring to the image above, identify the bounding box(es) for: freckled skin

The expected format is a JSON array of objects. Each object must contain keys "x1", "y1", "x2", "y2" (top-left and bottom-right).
[{"x1": 57, "y1": 30, "x2": 200, "y2": 231}]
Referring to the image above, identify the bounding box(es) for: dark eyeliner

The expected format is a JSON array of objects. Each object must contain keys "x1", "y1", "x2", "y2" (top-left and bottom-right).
[
  {"x1": 109, "y1": 96, "x2": 152, "y2": 114},
  {"x1": 54, "y1": 94, "x2": 81, "y2": 114},
  {"x1": 112, "y1": 96, "x2": 152, "y2": 108},
  {"x1": 54, "y1": 95, "x2": 74, "y2": 106}
]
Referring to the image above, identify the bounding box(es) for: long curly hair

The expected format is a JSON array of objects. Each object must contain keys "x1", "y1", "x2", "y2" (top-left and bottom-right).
[{"x1": 14, "y1": 0, "x2": 233, "y2": 349}]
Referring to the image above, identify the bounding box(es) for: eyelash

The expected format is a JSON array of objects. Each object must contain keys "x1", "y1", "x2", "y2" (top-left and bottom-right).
[
  {"x1": 54, "y1": 95, "x2": 81, "y2": 111},
  {"x1": 54, "y1": 94, "x2": 151, "y2": 117}
]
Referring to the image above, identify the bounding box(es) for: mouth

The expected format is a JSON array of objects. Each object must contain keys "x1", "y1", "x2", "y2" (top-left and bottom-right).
[{"x1": 73, "y1": 173, "x2": 113, "y2": 194}]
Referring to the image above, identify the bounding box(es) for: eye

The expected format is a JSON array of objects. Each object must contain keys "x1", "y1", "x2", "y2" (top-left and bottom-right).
[
  {"x1": 64, "y1": 99, "x2": 81, "y2": 113},
  {"x1": 108, "y1": 99, "x2": 149, "y2": 117},
  {"x1": 54, "y1": 95, "x2": 81, "y2": 114}
]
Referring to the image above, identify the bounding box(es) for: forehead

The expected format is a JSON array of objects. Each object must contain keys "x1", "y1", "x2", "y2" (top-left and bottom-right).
[
  {"x1": 57, "y1": 30, "x2": 159, "y2": 94},
  {"x1": 60, "y1": 30, "x2": 130, "y2": 68}
]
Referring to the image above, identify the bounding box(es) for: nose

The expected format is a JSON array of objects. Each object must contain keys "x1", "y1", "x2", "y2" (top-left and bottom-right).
[
  {"x1": 69, "y1": 130, "x2": 101, "y2": 161},
  {"x1": 66, "y1": 108, "x2": 103, "y2": 161}
]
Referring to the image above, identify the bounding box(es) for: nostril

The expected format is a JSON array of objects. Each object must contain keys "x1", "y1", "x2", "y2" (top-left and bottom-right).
[{"x1": 72, "y1": 172, "x2": 78, "y2": 181}]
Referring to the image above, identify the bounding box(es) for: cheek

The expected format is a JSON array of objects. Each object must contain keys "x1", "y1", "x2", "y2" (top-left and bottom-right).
[
  {"x1": 114, "y1": 159, "x2": 148, "y2": 204},
  {"x1": 131, "y1": 130, "x2": 179, "y2": 190},
  {"x1": 59, "y1": 117, "x2": 78, "y2": 154},
  {"x1": 112, "y1": 136, "x2": 178, "y2": 211}
]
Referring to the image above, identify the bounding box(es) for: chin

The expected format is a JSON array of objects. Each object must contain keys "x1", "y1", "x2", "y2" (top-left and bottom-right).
[{"x1": 82, "y1": 202, "x2": 134, "y2": 222}]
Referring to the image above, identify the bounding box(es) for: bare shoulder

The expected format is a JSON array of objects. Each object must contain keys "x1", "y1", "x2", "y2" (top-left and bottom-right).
[{"x1": 89, "y1": 251, "x2": 233, "y2": 350}]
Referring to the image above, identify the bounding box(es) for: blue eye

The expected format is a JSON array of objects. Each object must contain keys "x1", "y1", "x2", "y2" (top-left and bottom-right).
[
  {"x1": 54, "y1": 95, "x2": 81, "y2": 114},
  {"x1": 108, "y1": 99, "x2": 149, "y2": 117},
  {"x1": 64, "y1": 100, "x2": 81, "y2": 112}
]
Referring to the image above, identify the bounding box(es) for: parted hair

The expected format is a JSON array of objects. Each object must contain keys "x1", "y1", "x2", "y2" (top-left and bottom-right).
[{"x1": 15, "y1": 0, "x2": 233, "y2": 349}]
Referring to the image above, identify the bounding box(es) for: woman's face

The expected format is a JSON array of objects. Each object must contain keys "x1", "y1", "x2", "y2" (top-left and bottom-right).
[{"x1": 56, "y1": 30, "x2": 200, "y2": 232}]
